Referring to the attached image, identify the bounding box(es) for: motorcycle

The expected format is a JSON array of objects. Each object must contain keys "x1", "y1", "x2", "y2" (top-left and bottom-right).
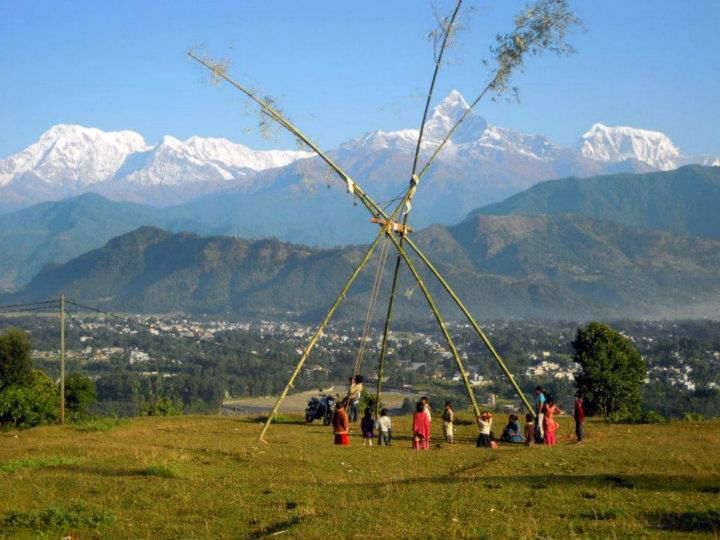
[{"x1": 305, "y1": 391, "x2": 336, "y2": 425}]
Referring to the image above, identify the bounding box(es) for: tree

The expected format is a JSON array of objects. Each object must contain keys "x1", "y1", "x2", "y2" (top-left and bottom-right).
[
  {"x1": 0, "y1": 370, "x2": 59, "y2": 428},
  {"x1": 572, "y1": 322, "x2": 646, "y2": 417},
  {"x1": 0, "y1": 328, "x2": 33, "y2": 390},
  {"x1": 65, "y1": 373, "x2": 97, "y2": 420}
]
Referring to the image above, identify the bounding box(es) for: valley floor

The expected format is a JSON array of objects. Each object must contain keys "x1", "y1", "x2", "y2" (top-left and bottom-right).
[{"x1": 0, "y1": 415, "x2": 718, "y2": 538}]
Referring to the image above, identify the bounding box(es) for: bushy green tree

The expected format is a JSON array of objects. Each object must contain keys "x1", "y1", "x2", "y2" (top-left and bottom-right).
[
  {"x1": 65, "y1": 373, "x2": 97, "y2": 420},
  {"x1": 0, "y1": 370, "x2": 59, "y2": 428},
  {"x1": 572, "y1": 322, "x2": 646, "y2": 417},
  {"x1": 0, "y1": 328, "x2": 33, "y2": 390}
]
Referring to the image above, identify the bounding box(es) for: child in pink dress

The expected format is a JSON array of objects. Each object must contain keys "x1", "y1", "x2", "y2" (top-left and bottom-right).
[{"x1": 543, "y1": 398, "x2": 561, "y2": 446}]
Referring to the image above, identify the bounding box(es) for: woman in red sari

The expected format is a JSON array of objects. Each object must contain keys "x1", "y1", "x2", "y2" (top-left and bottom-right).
[
  {"x1": 332, "y1": 401, "x2": 350, "y2": 446},
  {"x1": 412, "y1": 402, "x2": 431, "y2": 450},
  {"x1": 542, "y1": 398, "x2": 561, "y2": 446}
]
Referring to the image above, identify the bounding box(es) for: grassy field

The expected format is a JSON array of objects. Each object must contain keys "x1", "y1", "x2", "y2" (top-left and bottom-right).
[{"x1": 1, "y1": 415, "x2": 719, "y2": 539}]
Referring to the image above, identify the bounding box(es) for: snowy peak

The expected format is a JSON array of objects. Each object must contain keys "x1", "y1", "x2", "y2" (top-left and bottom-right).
[
  {"x1": 116, "y1": 135, "x2": 313, "y2": 187},
  {"x1": 0, "y1": 124, "x2": 149, "y2": 187},
  {"x1": 0, "y1": 125, "x2": 312, "y2": 189},
  {"x1": 579, "y1": 123, "x2": 681, "y2": 170},
  {"x1": 342, "y1": 90, "x2": 488, "y2": 152},
  {"x1": 423, "y1": 89, "x2": 471, "y2": 142},
  {"x1": 182, "y1": 136, "x2": 312, "y2": 172}
]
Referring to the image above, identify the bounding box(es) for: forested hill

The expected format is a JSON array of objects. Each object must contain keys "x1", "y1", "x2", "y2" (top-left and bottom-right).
[
  {"x1": 469, "y1": 165, "x2": 720, "y2": 240},
  {"x1": 9, "y1": 213, "x2": 720, "y2": 320}
]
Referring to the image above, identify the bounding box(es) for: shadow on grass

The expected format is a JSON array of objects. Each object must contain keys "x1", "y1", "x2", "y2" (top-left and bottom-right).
[
  {"x1": 53, "y1": 464, "x2": 178, "y2": 479},
  {"x1": 315, "y1": 468, "x2": 720, "y2": 494},
  {"x1": 648, "y1": 510, "x2": 720, "y2": 533},
  {"x1": 3, "y1": 503, "x2": 114, "y2": 531}
]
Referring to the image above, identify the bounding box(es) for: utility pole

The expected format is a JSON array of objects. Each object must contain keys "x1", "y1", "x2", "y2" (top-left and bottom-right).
[{"x1": 60, "y1": 294, "x2": 65, "y2": 425}]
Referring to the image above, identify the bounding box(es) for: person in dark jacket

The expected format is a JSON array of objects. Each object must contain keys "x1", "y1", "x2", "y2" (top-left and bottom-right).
[{"x1": 574, "y1": 392, "x2": 586, "y2": 443}]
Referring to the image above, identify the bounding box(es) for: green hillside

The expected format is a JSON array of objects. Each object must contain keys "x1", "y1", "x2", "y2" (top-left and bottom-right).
[
  {"x1": 470, "y1": 165, "x2": 720, "y2": 239},
  {"x1": 0, "y1": 194, "x2": 166, "y2": 291},
  {"x1": 2, "y1": 165, "x2": 718, "y2": 294},
  {"x1": 0, "y1": 416, "x2": 718, "y2": 538},
  {"x1": 11, "y1": 214, "x2": 720, "y2": 319}
]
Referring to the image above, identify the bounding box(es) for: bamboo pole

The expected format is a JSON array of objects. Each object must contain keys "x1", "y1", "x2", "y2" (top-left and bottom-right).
[
  {"x1": 416, "y1": 17, "x2": 573, "y2": 181},
  {"x1": 60, "y1": 294, "x2": 65, "y2": 425},
  {"x1": 410, "y1": 0, "x2": 462, "y2": 175},
  {"x1": 188, "y1": 52, "x2": 385, "y2": 220},
  {"x1": 189, "y1": 18, "x2": 538, "y2": 422},
  {"x1": 382, "y1": 233, "x2": 483, "y2": 427},
  {"x1": 404, "y1": 236, "x2": 535, "y2": 415},
  {"x1": 259, "y1": 231, "x2": 385, "y2": 442},
  {"x1": 374, "y1": 0, "x2": 463, "y2": 419},
  {"x1": 373, "y1": 254, "x2": 401, "y2": 419}
]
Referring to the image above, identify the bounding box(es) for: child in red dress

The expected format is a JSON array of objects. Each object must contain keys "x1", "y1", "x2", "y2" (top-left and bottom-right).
[
  {"x1": 412, "y1": 402, "x2": 431, "y2": 450},
  {"x1": 332, "y1": 401, "x2": 350, "y2": 446}
]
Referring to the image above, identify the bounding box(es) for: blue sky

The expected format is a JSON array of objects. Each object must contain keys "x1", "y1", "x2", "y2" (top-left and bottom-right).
[{"x1": 1, "y1": 0, "x2": 718, "y2": 158}]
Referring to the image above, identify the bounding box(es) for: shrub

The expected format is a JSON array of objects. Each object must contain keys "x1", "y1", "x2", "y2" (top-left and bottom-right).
[
  {"x1": 0, "y1": 370, "x2": 59, "y2": 429},
  {"x1": 358, "y1": 389, "x2": 381, "y2": 414},
  {"x1": 608, "y1": 409, "x2": 666, "y2": 424},
  {"x1": 401, "y1": 397, "x2": 415, "y2": 414},
  {"x1": 64, "y1": 373, "x2": 97, "y2": 421},
  {"x1": 140, "y1": 397, "x2": 183, "y2": 417}
]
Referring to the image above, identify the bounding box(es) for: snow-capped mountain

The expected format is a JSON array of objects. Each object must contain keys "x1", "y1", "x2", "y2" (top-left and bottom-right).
[
  {"x1": 579, "y1": 123, "x2": 681, "y2": 171},
  {"x1": 339, "y1": 90, "x2": 554, "y2": 160},
  {"x1": 0, "y1": 125, "x2": 312, "y2": 193},
  {"x1": 0, "y1": 125, "x2": 150, "y2": 188},
  {"x1": 113, "y1": 135, "x2": 312, "y2": 187},
  {"x1": 0, "y1": 91, "x2": 717, "y2": 214}
]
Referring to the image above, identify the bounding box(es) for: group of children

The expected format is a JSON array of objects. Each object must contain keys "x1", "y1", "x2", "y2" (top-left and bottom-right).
[
  {"x1": 332, "y1": 379, "x2": 585, "y2": 448},
  {"x1": 333, "y1": 396, "x2": 460, "y2": 450},
  {"x1": 333, "y1": 398, "x2": 579, "y2": 449},
  {"x1": 332, "y1": 401, "x2": 393, "y2": 447}
]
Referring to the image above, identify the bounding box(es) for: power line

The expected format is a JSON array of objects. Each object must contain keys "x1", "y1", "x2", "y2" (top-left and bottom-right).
[
  {"x1": 0, "y1": 299, "x2": 59, "y2": 310},
  {"x1": 0, "y1": 305, "x2": 61, "y2": 314}
]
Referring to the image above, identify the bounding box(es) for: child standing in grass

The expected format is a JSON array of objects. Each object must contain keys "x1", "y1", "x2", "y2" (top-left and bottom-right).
[
  {"x1": 542, "y1": 398, "x2": 561, "y2": 446},
  {"x1": 332, "y1": 401, "x2": 350, "y2": 446},
  {"x1": 442, "y1": 401, "x2": 454, "y2": 443},
  {"x1": 524, "y1": 413, "x2": 536, "y2": 446},
  {"x1": 360, "y1": 407, "x2": 374, "y2": 447},
  {"x1": 377, "y1": 408, "x2": 392, "y2": 446},
  {"x1": 412, "y1": 402, "x2": 431, "y2": 450},
  {"x1": 476, "y1": 411, "x2": 493, "y2": 448}
]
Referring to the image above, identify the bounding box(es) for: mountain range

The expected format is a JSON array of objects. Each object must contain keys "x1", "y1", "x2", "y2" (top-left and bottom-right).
[
  {"x1": 9, "y1": 210, "x2": 720, "y2": 320},
  {"x1": 470, "y1": 165, "x2": 720, "y2": 240},
  {"x1": 0, "y1": 165, "x2": 718, "y2": 294},
  {"x1": 2, "y1": 91, "x2": 717, "y2": 230}
]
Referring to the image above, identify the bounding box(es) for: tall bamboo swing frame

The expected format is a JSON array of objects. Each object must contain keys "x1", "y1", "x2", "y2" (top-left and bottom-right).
[{"x1": 188, "y1": 0, "x2": 573, "y2": 442}]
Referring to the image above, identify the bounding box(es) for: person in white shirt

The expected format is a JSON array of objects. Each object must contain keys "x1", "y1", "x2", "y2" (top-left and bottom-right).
[
  {"x1": 377, "y1": 408, "x2": 392, "y2": 446},
  {"x1": 476, "y1": 411, "x2": 493, "y2": 448},
  {"x1": 347, "y1": 375, "x2": 364, "y2": 422},
  {"x1": 442, "y1": 401, "x2": 454, "y2": 443}
]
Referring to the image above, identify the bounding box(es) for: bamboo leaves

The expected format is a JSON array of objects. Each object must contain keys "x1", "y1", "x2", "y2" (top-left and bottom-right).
[{"x1": 486, "y1": 0, "x2": 581, "y2": 101}]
